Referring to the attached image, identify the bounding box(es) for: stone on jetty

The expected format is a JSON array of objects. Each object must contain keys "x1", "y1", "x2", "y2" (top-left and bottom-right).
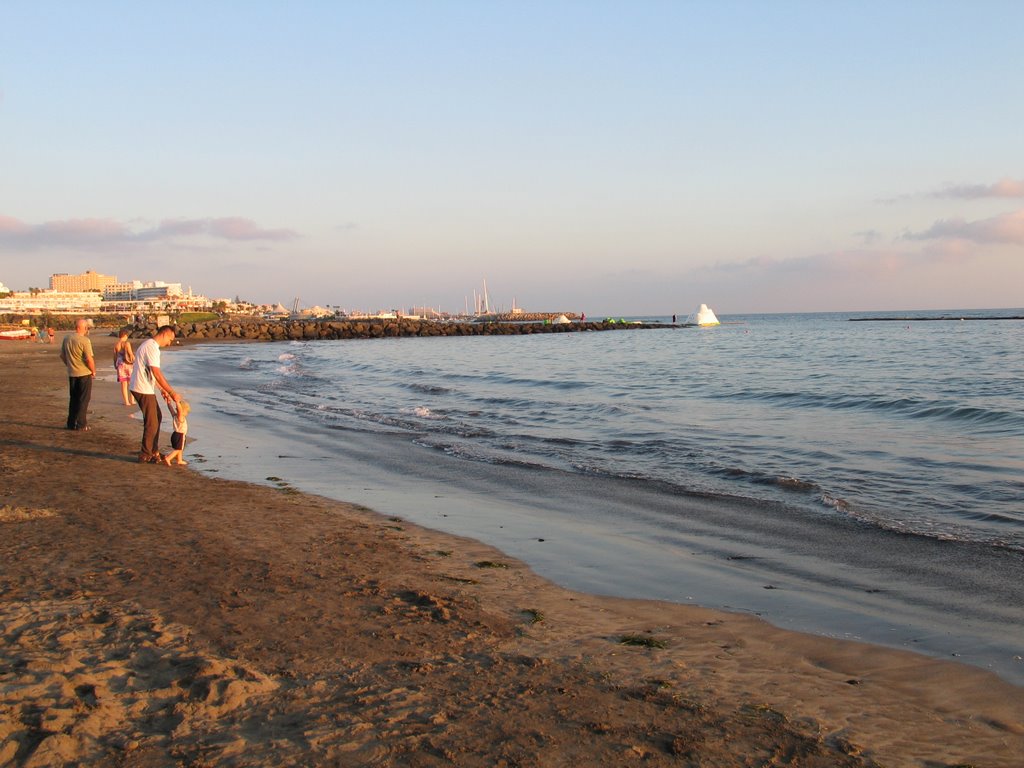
[{"x1": 129, "y1": 318, "x2": 671, "y2": 343}]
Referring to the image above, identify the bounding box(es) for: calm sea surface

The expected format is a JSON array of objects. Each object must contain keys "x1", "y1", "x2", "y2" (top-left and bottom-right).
[
  {"x1": 182, "y1": 310, "x2": 1023, "y2": 550},
  {"x1": 172, "y1": 310, "x2": 1024, "y2": 682}
]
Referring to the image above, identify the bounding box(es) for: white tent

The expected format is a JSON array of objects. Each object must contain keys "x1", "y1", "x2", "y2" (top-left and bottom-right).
[
  {"x1": 552, "y1": 314, "x2": 571, "y2": 324},
  {"x1": 685, "y1": 303, "x2": 720, "y2": 327}
]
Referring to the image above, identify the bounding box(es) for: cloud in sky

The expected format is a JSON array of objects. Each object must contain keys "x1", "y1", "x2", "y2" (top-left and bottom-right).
[
  {"x1": 670, "y1": 237, "x2": 1021, "y2": 313},
  {"x1": 0, "y1": 215, "x2": 298, "y2": 250},
  {"x1": 877, "y1": 178, "x2": 1024, "y2": 206},
  {"x1": 905, "y1": 209, "x2": 1024, "y2": 245},
  {"x1": 854, "y1": 229, "x2": 883, "y2": 246},
  {"x1": 933, "y1": 178, "x2": 1024, "y2": 199}
]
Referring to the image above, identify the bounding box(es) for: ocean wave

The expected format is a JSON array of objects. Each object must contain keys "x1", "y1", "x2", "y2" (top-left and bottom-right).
[
  {"x1": 818, "y1": 492, "x2": 850, "y2": 513},
  {"x1": 413, "y1": 438, "x2": 552, "y2": 471},
  {"x1": 712, "y1": 465, "x2": 821, "y2": 493},
  {"x1": 773, "y1": 475, "x2": 819, "y2": 491},
  {"x1": 482, "y1": 373, "x2": 589, "y2": 391},
  {"x1": 473, "y1": 395, "x2": 561, "y2": 409},
  {"x1": 817, "y1": 492, "x2": 1024, "y2": 552},
  {"x1": 406, "y1": 382, "x2": 454, "y2": 395},
  {"x1": 720, "y1": 390, "x2": 1024, "y2": 434},
  {"x1": 402, "y1": 405, "x2": 444, "y2": 420},
  {"x1": 366, "y1": 409, "x2": 495, "y2": 439},
  {"x1": 423, "y1": 426, "x2": 1024, "y2": 552}
]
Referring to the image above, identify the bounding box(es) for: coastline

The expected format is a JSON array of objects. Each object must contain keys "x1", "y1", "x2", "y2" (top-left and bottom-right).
[{"x1": 2, "y1": 334, "x2": 1022, "y2": 766}]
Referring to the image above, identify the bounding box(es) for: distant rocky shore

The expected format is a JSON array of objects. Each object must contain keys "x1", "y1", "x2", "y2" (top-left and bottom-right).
[{"x1": 130, "y1": 317, "x2": 672, "y2": 342}]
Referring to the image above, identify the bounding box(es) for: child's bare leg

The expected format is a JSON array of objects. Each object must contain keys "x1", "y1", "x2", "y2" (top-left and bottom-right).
[{"x1": 163, "y1": 451, "x2": 178, "y2": 465}]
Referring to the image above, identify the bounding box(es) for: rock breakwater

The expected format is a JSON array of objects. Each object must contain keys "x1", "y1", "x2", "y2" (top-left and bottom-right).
[{"x1": 130, "y1": 318, "x2": 670, "y2": 342}]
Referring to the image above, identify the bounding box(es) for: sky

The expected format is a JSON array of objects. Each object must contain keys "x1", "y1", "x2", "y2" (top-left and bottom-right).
[{"x1": 1, "y1": 1, "x2": 1022, "y2": 315}]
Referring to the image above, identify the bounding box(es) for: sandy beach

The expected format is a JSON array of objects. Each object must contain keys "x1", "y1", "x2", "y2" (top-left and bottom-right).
[{"x1": 2, "y1": 333, "x2": 1022, "y2": 767}]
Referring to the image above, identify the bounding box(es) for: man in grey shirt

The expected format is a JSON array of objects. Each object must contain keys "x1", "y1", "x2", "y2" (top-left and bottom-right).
[{"x1": 59, "y1": 318, "x2": 96, "y2": 430}]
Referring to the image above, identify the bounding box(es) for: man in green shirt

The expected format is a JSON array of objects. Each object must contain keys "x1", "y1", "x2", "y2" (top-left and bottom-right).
[{"x1": 59, "y1": 318, "x2": 96, "y2": 430}]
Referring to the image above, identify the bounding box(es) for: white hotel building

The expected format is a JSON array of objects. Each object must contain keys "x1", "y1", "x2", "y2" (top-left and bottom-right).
[
  {"x1": 0, "y1": 290, "x2": 104, "y2": 314},
  {"x1": 0, "y1": 271, "x2": 210, "y2": 314}
]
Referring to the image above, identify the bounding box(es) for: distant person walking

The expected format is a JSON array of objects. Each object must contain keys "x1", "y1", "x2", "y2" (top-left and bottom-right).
[
  {"x1": 59, "y1": 318, "x2": 96, "y2": 430},
  {"x1": 129, "y1": 325, "x2": 181, "y2": 463}
]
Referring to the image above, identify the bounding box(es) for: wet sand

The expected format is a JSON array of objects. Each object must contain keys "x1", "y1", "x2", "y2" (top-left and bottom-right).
[{"x1": 1, "y1": 334, "x2": 1022, "y2": 766}]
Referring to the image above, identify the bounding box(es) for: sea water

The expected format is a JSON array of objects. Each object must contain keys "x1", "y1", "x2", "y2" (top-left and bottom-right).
[{"x1": 171, "y1": 310, "x2": 1024, "y2": 683}]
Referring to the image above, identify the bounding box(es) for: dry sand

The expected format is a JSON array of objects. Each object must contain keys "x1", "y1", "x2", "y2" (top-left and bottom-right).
[{"x1": 1, "y1": 333, "x2": 1022, "y2": 767}]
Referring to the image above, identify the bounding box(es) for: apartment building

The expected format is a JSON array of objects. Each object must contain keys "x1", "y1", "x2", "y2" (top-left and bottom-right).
[{"x1": 49, "y1": 270, "x2": 117, "y2": 292}]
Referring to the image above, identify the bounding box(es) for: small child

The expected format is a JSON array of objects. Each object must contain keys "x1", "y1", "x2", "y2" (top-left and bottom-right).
[{"x1": 162, "y1": 396, "x2": 190, "y2": 466}]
